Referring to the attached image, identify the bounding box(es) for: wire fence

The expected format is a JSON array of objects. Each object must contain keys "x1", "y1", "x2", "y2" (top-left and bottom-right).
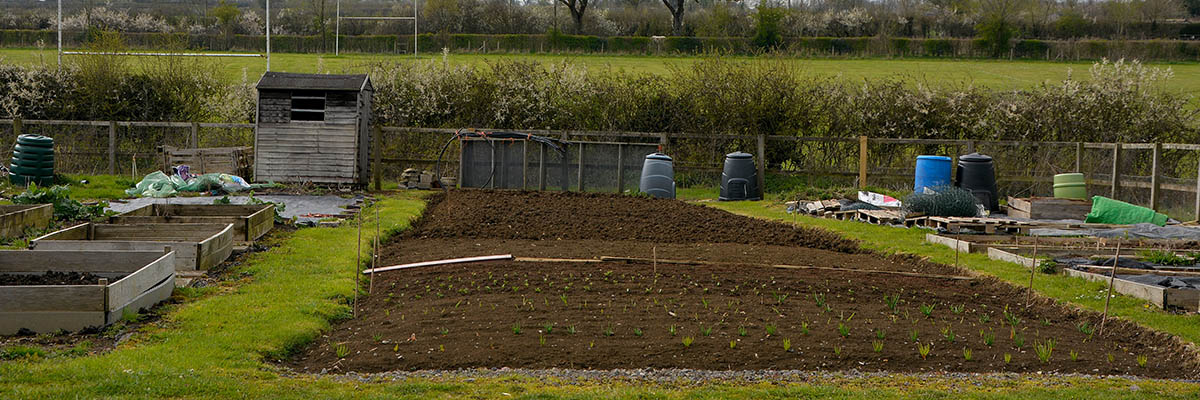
[{"x1": 5, "y1": 119, "x2": 1200, "y2": 220}]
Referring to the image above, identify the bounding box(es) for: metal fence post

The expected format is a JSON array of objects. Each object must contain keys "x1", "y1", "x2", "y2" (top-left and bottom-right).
[
  {"x1": 616, "y1": 143, "x2": 624, "y2": 193},
  {"x1": 1110, "y1": 143, "x2": 1122, "y2": 199},
  {"x1": 539, "y1": 143, "x2": 546, "y2": 191},
  {"x1": 108, "y1": 121, "x2": 117, "y2": 175},
  {"x1": 756, "y1": 134, "x2": 766, "y2": 199},
  {"x1": 858, "y1": 135, "x2": 868, "y2": 189},
  {"x1": 578, "y1": 142, "x2": 585, "y2": 192},
  {"x1": 522, "y1": 140, "x2": 529, "y2": 190}
]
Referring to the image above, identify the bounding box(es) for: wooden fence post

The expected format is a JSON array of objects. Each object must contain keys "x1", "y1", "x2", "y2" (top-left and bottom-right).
[
  {"x1": 372, "y1": 125, "x2": 382, "y2": 191},
  {"x1": 190, "y1": 122, "x2": 200, "y2": 148},
  {"x1": 756, "y1": 134, "x2": 766, "y2": 199},
  {"x1": 1195, "y1": 155, "x2": 1200, "y2": 222},
  {"x1": 1110, "y1": 143, "x2": 1122, "y2": 199},
  {"x1": 1074, "y1": 142, "x2": 1083, "y2": 173},
  {"x1": 858, "y1": 135, "x2": 868, "y2": 189},
  {"x1": 108, "y1": 121, "x2": 117, "y2": 175},
  {"x1": 1151, "y1": 142, "x2": 1162, "y2": 211},
  {"x1": 12, "y1": 118, "x2": 21, "y2": 136}
]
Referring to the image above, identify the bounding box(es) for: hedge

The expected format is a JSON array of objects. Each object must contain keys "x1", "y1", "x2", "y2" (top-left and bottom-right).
[{"x1": 3, "y1": 30, "x2": 1200, "y2": 61}]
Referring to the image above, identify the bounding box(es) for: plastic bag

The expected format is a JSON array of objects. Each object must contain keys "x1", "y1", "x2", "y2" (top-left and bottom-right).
[{"x1": 125, "y1": 171, "x2": 186, "y2": 198}]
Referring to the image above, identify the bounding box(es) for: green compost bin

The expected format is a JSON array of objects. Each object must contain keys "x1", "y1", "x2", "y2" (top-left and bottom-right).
[
  {"x1": 9, "y1": 134, "x2": 54, "y2": 187},
  {"x1": 1053, "y1": 173, "x2": 1087, "y2": 199},
  {"x1": 1084, "y1": 196, "x2": 1168, "y2": 226}
]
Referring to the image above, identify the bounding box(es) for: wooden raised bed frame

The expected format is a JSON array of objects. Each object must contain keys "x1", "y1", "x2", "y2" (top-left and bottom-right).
[
  {"x1": 110, "y1": 204, "x2": 274, "y2": 243},
  {"x1": 0, "y1": 249, "x2": 175, "y2": 334},
  {"x1": 30, "y1": 223, "x2": 235, "y2": 272},
  {"x1": 0, "y1": 204, "x2": 52, "y2": 240}
]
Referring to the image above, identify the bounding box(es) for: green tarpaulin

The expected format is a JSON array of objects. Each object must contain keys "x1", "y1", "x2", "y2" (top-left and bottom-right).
[{"x1": 1084, "y1": 196, "x2": 1169, "y2": 226}]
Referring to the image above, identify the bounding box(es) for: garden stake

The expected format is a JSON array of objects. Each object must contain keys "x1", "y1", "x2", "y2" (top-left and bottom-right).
[
  {"x1": 1100, "y1": 241, "x2": 1122, "y2": 335},
  {"x1": 652, "y1": 246, "x2": 657, "y2": 277},
  {"x1": 954, "y1": 231, "x2": 961, "y2": 269},
  {"x1": 1026, "y1": 236, "x2": 1038, "y2": 307},
  {"x1": 369, "y1": 204, "x2": 378, "y2": 295},
  {"x1": 355, "y1": 210, "x2": 362, "y2": 318}
]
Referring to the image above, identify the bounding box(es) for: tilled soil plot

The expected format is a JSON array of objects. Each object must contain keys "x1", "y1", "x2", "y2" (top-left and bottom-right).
[
  {"x1": 403, "y1": 191, "x2": 862, "y2": 254},
  {"x1": 0, "y1": 271, "x2": 114, "y2": 286},
  {"x1": 292, "y1": 190, "x2": 1200, "y2": 378}
]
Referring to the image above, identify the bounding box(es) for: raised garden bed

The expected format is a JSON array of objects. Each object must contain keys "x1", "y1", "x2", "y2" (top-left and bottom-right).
[
  {"x1": 30, "y1": 223, "x2": 235, "y2": 271},
  {"x1": 0, "y1": 204, "x2": 52, "y2": 240},
  {"x1": 0, "y1": 249, "x2": 175, "y2": 335},
  {"x1": 110, "y1": 204, "x2": 274, "y2": 243},
  {"x1": 289, "y1": 190, "x2": 1200, "y2": 378}
]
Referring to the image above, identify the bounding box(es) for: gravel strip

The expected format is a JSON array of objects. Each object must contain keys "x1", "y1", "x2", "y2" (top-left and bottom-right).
[{"x1": 309, "y1": 368, "x2": 1200, "y2": 387}]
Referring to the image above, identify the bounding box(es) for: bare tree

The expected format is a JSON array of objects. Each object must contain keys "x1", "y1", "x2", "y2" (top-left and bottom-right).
[
  {"x1": 662, "y1": 0, "x2": 686, "y2": 35},
  {"x1": 555, "y1": 0, "x2": 588, "y2": 33},
  {"x1": 1138, "y1": 0, "x2": 1185, "y2": 30}
]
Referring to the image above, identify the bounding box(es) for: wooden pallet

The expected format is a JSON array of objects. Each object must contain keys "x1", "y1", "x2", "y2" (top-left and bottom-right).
[
  {"x1": 825, "y1": 209, "x2": 905, "y2": 225},
  {"x1": 910, "y1": 216, "x2": 1032, "y2": 234}
]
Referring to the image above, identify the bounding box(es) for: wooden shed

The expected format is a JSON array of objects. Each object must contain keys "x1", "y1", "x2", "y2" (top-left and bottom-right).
[{"x1": 254, "y1": 72, "x2": 372, "y2": 185}]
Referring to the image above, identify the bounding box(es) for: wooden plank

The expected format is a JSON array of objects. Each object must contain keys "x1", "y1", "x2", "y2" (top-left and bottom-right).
[
  {"x1": 31, "y1": 241, "x2": 200, "y2": 272},
  {"x1": 0, "y1": 285, "x2": 106, "y2": 312},
  {"x1": 987, "y1": 247, "x2": 1038, "y2": 269},
  {"x1": 194, "y1": 223, "x2": 235, "y2": 270},
  {"x1": 1064, "y1": 268, "x2": 1167, "y2": 308},
  {"x1": 0, "y1": 204, "x2": 52, "y2": 240},
  {"x1": 0, "y1": 311, "x2": 106, "y2": 335},
  {"x1": 598, "y1": 256, "x2": 972, "y2": 280},
  {"x1": 924, "y1": 233, "x2": 974, "y2": 253},
  {"x1": 0, "y1": 250, "x2": 165, "y2": 273},
  {"x1": 105, "y1": 251, "x2": 175, "y2": 311},
  {"x1": 1005, "y1": 197, "x2": 1091, "y2": 220},
  {"x1": 105, "y1": 274, "x2": 174, "y2": 324}
]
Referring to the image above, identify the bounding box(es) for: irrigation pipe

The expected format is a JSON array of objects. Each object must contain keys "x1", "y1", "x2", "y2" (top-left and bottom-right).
[{"x1": 362, "y1": 254, "x2": 514, "y2": 274}]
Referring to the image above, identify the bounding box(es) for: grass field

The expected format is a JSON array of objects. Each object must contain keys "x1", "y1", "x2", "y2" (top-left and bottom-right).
[{"x1": 5, "y1": 48, "x2": 1200, "y2": 95}]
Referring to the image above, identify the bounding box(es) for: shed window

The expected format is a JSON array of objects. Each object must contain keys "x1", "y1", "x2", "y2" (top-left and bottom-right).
[{"x1": 290, "y1": 91, "x2": 326, "y2": 121}]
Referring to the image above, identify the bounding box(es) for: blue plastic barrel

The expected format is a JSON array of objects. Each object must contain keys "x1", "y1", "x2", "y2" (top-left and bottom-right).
[{"x1": 914, "y1": 155, "x2": 952, "y2": 192}]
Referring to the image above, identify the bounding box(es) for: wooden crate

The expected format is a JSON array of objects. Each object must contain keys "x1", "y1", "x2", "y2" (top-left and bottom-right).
[
  {"x1": 1064, "y1": 268, "x2": 1200, "y2": 311},
  {"x1": 0, "y1": 249, "x2": 175, "y2": 334},
  {"x1": 30, "y1": 223, "x2": 234, "y2": 272},
  {"x1": 0, "y1": 204, "x2": 52, "y2": 240},
  {"x1": 110, "y1": 204, "x2": 274, "y2": 243},
  {"x1": 1007, "y1": 197, "x2": 1092, "y2": 220},
  {"x1": 161, "y1": 145, "x2": 253, "y2": 178}
]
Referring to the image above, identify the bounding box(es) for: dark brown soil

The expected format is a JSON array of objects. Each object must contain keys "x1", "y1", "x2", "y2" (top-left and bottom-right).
[
  {"x1": 291, "y1": 190, "x2": 1200, "y2": 378},
  {"x1": 403, "y1": 191, "x2": 862, "y2": 254},
  {"x1": 0, "y1": 271, "x2": 114, "y2": 286}
]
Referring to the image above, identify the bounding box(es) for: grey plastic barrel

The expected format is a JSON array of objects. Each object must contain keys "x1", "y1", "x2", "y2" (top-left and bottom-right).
[
  {"x1": 639, "y1": 153, "x2": 676, "y2": 199},
  {"x1": 719, "y1": 151, "x2": 761, "y2": 201}
]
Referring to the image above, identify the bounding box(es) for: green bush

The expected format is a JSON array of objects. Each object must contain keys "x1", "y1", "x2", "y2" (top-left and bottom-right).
[{"x1": 752, "y1": 7, "x2": 785, "y2": 50}]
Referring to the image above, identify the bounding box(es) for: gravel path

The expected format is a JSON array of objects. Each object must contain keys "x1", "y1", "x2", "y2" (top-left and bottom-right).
[{"x1": 312, "y1": 368, "x2": 1200, "y2": 387}]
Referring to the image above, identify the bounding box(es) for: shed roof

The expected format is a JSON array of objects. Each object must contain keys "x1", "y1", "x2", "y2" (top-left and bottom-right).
[{"x1": 256, "y1": 72, "x2": 372, "y2": 91}]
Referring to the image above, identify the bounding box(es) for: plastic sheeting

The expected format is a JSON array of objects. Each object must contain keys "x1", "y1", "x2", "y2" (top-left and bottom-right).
[
  {"x1": 1085, "y1": 196, "x2": 1169, "y2": 226},
  {"x1": 126, "y1": 171, "x2": 258, "y2": 198}
]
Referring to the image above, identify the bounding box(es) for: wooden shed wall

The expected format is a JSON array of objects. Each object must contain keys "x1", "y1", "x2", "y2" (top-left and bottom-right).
[{"x1": 255, "y1": 89, "x2": 365, "y2": 184}]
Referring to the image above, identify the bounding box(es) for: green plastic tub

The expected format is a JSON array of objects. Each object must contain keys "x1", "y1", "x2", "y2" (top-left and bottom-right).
[{"x1": 1053, "y1": 173, "x2": 1087, "y2": 199}]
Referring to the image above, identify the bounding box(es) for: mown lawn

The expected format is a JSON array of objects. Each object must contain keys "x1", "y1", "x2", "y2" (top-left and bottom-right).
[
  {"x1": 1, "y1": 189, "x2": 1199, "y2": 398},
  {"x1": 5, "y1": 48, "x2": 1200, "y2": 95}
]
